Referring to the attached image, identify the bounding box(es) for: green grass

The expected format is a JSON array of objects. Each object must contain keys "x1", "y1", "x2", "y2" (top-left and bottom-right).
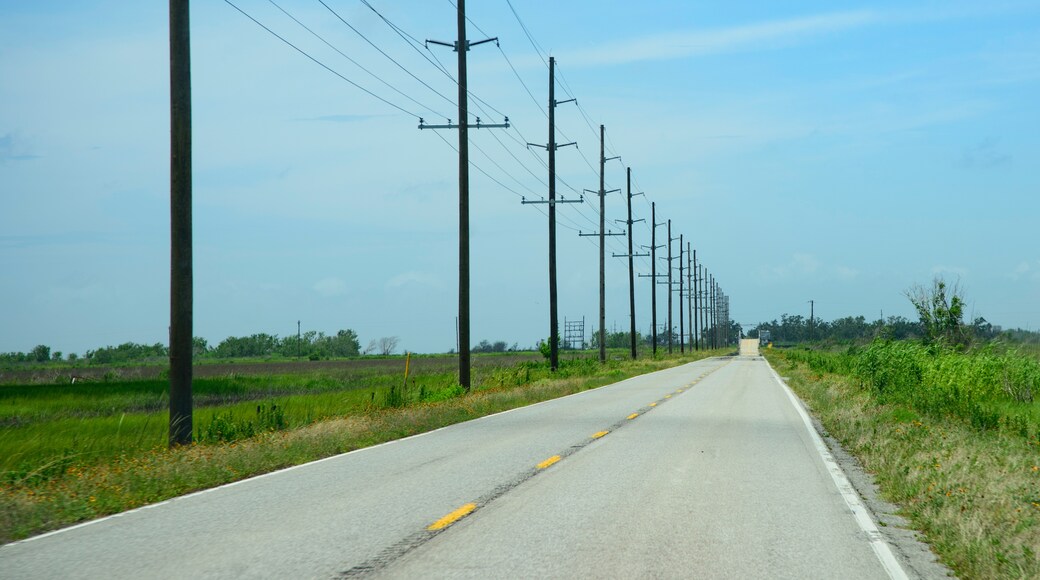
[
  {"x1": 0, "y1": 350, "x2": 728, "y2": 542},
  {"x1": 770, "y1": 344, "x2": 1040, "y2": 578}
]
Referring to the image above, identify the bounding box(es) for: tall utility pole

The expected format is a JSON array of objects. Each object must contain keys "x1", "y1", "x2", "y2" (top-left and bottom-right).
[
  {"x1": 678, "y1": 234, "x2": 685, "y2": 354},
  {"x1": 665, "y1": 220, "x2": 673, "y2": 353},
  {"x1": 711, "y1": 277, "x2": 718, "y2": 349},
  {"x1": 523, "y1": 56, "x2": 578, "y2": 371},
  {"x1": 169, "y1": 0, "x2": 193, "y2": 448},
  {"x1": 700, "y1": 265, "x2": 707, "y2": 349},
  {"x1": 808, "y1": 299, "x2": 815, "y2": 342},
  {"x1": 579, "y1": 126, "x2": 620, "y2": 363},
  {"x1": 613, "y1": 168, "x2": 647, "y2": 359},
  {"x1": 637, "y1": 202, "x2": 664, "y2": 356},
  {"x1": 297, "y1": 320, "x2": 301, "y2": 359},
  {"x1": 424, "y1": 3, "x2": 507, "y2": 390},
  {"x1": 687, "y1": 241, "x2": 694, "y2": 351}
]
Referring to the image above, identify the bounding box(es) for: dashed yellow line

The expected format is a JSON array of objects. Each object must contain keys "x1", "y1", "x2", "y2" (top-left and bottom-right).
[
  {"x1": 428, "y1": 503, "x2": 476, "y2": 531},
  {"x1": 537, "y1": 455, "x2": 561, "y2": 469},
  {"x1": 592, "y1": 430, "x2": 609, "y2": 439},
  {"x1": 664, "y1": 394, "x2": 672, "y2": 399},
  {"x1": 627, "y1": 413, "x2": 639, "y2": 420},
  {"x1": 648, "y1": 402, "x2": 657, "y2": 407}
]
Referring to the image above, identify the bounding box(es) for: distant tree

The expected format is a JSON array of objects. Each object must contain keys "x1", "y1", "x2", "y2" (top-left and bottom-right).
[
  {"x1": 472, "y1": 339, "x2": 510, "y2": 353},
  {"x1": 906, "y1": 276, "x2": 971, "y2": 349},
  {"x1": 67, "y1": 352, "x2": 79, "y2": 362},
  {"x1": 377, "y1": 336, "x2": 400, "y2": 356},
  {"x1": 31, "y1": 344, "x2": 50, "y2": 362},
  {"x1": 192, "y1": 336, "x2": 209, "y2": 357},
  {"x1": 52, "y1": 351, "x2": 63, "y2": 361}
]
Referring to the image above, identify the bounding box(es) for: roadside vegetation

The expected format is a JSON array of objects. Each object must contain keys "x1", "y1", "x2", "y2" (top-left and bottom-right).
[
  {"x1": 0, "y1": 349, "x2": 726, "y2": 543},
  {"x1": 766, "y1": 277, "x2": 1040, "y2": 578}
]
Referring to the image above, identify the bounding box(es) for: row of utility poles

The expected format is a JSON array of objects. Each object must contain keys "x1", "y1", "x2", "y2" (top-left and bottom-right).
[
  {"x1": 165, "y1": 1, "x2": 734, "y2": 447},
  {"x1": 524, "y1": 54, "x2": 732, "y2": 370}
]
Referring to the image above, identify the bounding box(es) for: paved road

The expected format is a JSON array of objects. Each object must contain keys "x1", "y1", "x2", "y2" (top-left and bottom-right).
[{"x1": 1, "y1": 357, "x2": 910, "y2": 579}]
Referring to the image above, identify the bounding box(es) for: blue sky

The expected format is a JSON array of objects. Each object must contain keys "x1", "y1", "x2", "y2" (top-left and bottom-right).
[{"x1": 1, "y1": 0, "x2": 1038, "y2": 355}]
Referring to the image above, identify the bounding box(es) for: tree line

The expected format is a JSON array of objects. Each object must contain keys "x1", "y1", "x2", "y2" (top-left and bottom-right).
[{"x1": 0, "y1": 328, "x2": 366, "y2": 365}]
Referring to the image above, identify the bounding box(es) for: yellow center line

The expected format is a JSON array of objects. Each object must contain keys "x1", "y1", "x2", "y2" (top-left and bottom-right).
[
  {"x1": 592, "y1": 430, "x2": 609, "y2": 439},
  {"x1": 664, "y1": 394, "x2": 672, "y2": 399},
  {"x1": 428, "y1": 503, "x2": 477, "y2": 531},
  {"x1": 676, "y1": 389, "x2": 683, "y2": 393},
  {"x1": 537, "y1": 455, "x2": 561, "y2": 469},
  {"x1": 649, "y1": 402, "x2": 657, "y2": 407},
  {"x1": 627, "y1": 413, "x2": 639, "y2": 420}
]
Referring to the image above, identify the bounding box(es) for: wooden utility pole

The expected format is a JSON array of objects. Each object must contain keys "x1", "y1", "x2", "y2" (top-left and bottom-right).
[
  {"x1": 523, "y1": 56, "x2": 578, "y2": 371},
  {"x1": 454, "y1": 1, "x2": 471, "y2": 389},
  {"x1": 665, "y1": 220, "x2": 673, "y2": 353},
  {"x1": 638, "y1": 202, "x2": 664, "y2": 356},
  {"x1": 169, "y1": 0, "x2": 193, "y2": 447},
  {"x1": 612, "y1": 168, "x2": 647, "y2": 359},
  {"x1": 690, "y1": 249, "x2": 698, "y2": 353},
  {"x1": 688, "y1": 244, "x2": 695, "y2": 351},
  {"x1": 809, "y1": 299, "x2": 815, "y2": 342},
  {"x1": 678, "y1": 234, "x2": 685, "y2": 354},
  {"x1": 579, "y1": 126, "x2": 620, "y2": 363},
  {"x1": 711, "y1": 276, "x2": 717, "y2": 349},
  {"x1": 423, "y1": 3, "x2": 507, "y2": 390}
]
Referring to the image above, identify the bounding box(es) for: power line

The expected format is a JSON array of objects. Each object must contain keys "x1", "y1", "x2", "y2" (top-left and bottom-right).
[
  {"x1": 505, "y1": 0, "x2": 548, "y2": 67},
  {"x1": 224, "y1": 0, "x2": 420, "y2": 118},
  {"x1": 268, "y1": 0, "x2": 448, "y2": 120},
  {"x1": 318, "y1": 0, "x2": 458, "y2": 110}
]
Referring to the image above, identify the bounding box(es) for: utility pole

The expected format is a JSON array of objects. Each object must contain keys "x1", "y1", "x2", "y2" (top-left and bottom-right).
[
  {"x1": 712, "y1": 277, "x2": 718, "y2": 349},
  {"x1": 678, "y1": 234, "x2": 685, "y2": 354},
  {"x1": 297, "y1": 320, "x2": 301, "y2": 359},
  {"x1": 687, "y1": 241, "x2": 694, "y2": 351},
  {"x1": 423, "y1": 2, "x2": 508, "y2": 391},
  {"x1": 808, "y1": 299, "x2": 814, "y2": 342},
  {"x1": 523, "y1": 56, "x2": 578, "y2": 372},
  {"x1": 637, "y1": 202, "x2": 664, "y2": 356},
  {"x1": 169, "y1": 0, "x2": 193, "y2": 448},
  {"x1": 665, "y1": 220, "x2": 673, "y2": 353},
  {"x1": 699, "y1": 265, "x2": 706, "y2": 349},
  {"x1": 612, "y1": 168, "x2": 647, "y2": 359},
  {"x1": 579, "y1": 125, "x2": 620, "y2": 363}
]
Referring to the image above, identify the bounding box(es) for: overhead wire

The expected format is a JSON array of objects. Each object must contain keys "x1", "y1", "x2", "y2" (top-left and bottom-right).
[
  {"x1": 223, "y1": 0, "x2": 420, "y2": 119},
  {"x1": 318, "y1": 0, "x2": 459, "y2": 111},
  {"x1": 267, "y1": 0, "x2": 449, "y2": 120}
]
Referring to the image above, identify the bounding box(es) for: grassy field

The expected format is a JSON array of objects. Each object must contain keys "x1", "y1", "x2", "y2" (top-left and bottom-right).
[
  {"x1": 0, "y1": 349, "x2": 726, "y2": 542},
  {"x1": 770, "y1": 342, "x2": 1040, "y2": 578}
]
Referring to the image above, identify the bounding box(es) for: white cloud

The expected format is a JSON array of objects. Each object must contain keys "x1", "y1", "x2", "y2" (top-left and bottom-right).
[
  {"x1": 834, "y1": 266, "x2": 860, "y2": 280},
  {"x1": 561, "y1": 11, "x2": 881, "y2": 67},
  {"x1": 313, "y1": 277, "x2": 348, "y2": 297},
  {"x1": 385, "y1": 271, "x2": 444, "y2": 290}
]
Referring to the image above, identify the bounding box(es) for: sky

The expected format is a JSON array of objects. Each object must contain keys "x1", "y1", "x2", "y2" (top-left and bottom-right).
[{"x1": 1, "y1": 0, "x2": 1039, "y2": 356}]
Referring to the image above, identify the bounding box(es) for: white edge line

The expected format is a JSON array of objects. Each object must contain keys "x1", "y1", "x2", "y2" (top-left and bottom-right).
[
  {"x1": 767, "y1": 364, "x2": 910, "y2": 580},
  {"x1": 6, "y1": 358, "x2": 723, "y2": 547}
]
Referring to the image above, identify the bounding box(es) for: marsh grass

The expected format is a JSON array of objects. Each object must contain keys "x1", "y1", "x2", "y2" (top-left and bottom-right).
[
  {"x1": 0, "y1": 351, "x2": 724, "y2": 542},
  {"x1": 770, "y1": 349, "x2": 1040, "y2": 578}
]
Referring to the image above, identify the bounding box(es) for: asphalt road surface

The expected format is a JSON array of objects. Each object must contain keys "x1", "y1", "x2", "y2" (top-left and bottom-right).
[{"x1": 2, "y1": 357, "x2": 917, "y2": 579}]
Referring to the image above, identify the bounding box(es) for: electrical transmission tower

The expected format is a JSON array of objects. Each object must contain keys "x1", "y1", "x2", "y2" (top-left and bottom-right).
[
  {"x1": 578, "y1": 125, "x2": 621, "y2": 363},
  {"x1": 523, "y1": 56, "x2": 580, "y2": 372},
  {"x1": 422, "y1": 0, "x2": 509, "y2": 391}
]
